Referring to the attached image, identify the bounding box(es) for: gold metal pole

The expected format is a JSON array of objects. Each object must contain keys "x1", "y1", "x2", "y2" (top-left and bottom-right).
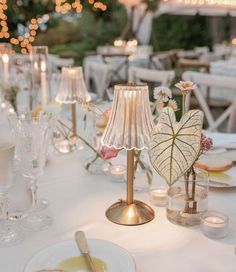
[
  {"x1": 127, "y1": 149, "x2": 134, "y2": 205},
  {"x1": 71, "y1": 102, "x2": 77, "y2": 137}
]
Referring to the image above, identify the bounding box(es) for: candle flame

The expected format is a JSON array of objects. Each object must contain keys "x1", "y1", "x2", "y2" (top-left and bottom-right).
[
  {"x1": 34, "y1": 61, "x2": 38, "y2": 70},
  {"x1": 40, "y1": 61, "x2": 46, "y2": 72},
  {"x1": 2, "y1": 54, "x2": 9, "y2": 63}
]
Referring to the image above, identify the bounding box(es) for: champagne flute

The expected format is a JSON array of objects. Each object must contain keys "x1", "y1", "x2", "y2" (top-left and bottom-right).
[
  {"x1": 0, "y1": 124, "x2": 23, "y2": 246},
  {"x1": 17, "y1": 116, "x2": 53, "y2": 231}
]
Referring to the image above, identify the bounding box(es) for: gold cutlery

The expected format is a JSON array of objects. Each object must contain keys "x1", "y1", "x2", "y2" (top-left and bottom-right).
[
  {"x1": 75, "y1": 231, "x2": 97, "y2": 272},
  {"x1": 36, "y1": 269, "x2": 65, "y2": 272}
]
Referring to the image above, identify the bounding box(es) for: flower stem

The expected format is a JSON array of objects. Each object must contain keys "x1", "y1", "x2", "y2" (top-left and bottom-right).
[
  {"x1": 191, "y1": 166, "x2": 197, "y2": 213},
  {"x1": 182, "y1": 93, "x2": 186, "y2": 115},
  {"x1": 183, "y1": 170, "x2": 190, "y2": 213},
  {"x1": 134, "y1": 151, "x2": 152, "y2": 185},
  {"x1": 57, "y1": 119, "x2": 112, "y2": 171}
]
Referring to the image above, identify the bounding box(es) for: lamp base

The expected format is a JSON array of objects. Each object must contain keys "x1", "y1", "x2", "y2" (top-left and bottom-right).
[{"x1": 105, "y1": 200, "x2": 155, "y2": 226}]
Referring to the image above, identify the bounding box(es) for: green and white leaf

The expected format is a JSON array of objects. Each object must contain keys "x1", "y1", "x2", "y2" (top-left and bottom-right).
[{"x1": 149, "y1": 107, "x2": 203, "y2": 186}]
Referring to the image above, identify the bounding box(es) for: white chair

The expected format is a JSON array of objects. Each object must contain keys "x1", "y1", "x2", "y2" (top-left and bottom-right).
[
  {"x1": 88, "y1": 62, "x2": 113, "y2": 99},
  {"x1": 48, "y1": 55, "x2": 74, "y2": 72},
  {"x1": 128, "y1": 67, "x2": 175, "y2": 87},
  {"x1": 194, "y1": 46, "x2": 209, "y2": 55},
  {"x1": 183, "y1": 71, "x2": 236, "y2": 133}
]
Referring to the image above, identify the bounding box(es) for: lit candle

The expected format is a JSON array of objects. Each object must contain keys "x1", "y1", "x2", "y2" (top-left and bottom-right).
[
  {"x1": 149, "y1": 186, "x2": 167, "y2": 206},
  {"x1": 109, "y1": 165, "x2": 126, "y2": 182},
  {"x1": 40, "y1": 61, "x2": 47, "y2": 109},
  {"x1": 2, "y1": 53, "x2": 9, "y2": 84},
  {"x1": 204, "y1": 216, "x2": 225, "y2": 227},
  {"x1": 200, "y1": 211, "x2": 229, "y2": 239},
  {"x1": 114, "y1": 39, "x2": 126, "y2": 47}
]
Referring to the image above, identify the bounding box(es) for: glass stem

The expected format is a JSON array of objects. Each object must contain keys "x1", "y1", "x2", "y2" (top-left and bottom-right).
[
  {"x1": 0, "y1": 192, "x2": 10, "y2": 227},
  {"x1": 30, "y1": 178, "x2": 38, "y2": 210}
]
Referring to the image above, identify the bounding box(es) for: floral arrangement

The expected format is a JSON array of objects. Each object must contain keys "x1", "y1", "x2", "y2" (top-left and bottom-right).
[
  {"x1": 150, "y1": 81, "x2": 213, "y2": 215},
  {"x1": 153, "y1": 86, "x2": 178, "y2": 111}
]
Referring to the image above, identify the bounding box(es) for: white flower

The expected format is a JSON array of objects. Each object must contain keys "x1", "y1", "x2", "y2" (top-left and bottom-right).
[
  {"x1": 154, "y1": 86, "x2": 172, "y2": 102},
  {"x1": 167, "y1": 99, "x2": 178, "y2": 111},
  {"x1": 175, "y1": 81, "x2": 197, "y2": 95},
  {"x1": 156, "y1": 100, "x2": 164, "y2": 110}
]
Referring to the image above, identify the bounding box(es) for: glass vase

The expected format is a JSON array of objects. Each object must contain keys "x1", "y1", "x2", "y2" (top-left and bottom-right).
[
  {"x1": 166, "y1": 167, "x2": 208, "y2": 226},
  {"x1": 84, "y1": 155, "x2": 110, "y2": 175}
]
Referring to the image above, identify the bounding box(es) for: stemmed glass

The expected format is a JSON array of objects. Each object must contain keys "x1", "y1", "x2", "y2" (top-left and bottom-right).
[
  {"x1": 0, "y1": 115, "x2": 23, "y2": 246},
  {"x1": 17, "y1": 115, "x2": 53, "y2": 231}
]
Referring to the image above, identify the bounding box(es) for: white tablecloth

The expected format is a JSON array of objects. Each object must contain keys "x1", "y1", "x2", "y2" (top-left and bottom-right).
[{"x1": 1, "y1": 134, "x2": 236, "y2": 272}]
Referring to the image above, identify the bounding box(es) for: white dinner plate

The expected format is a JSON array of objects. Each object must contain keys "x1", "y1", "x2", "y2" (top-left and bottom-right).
[
  {"x1": 24, "y1": 239, "x2": 136, "y2": 272},
  {"x1": 208, "y1": 167, "x2": 236, "y2": 188}
]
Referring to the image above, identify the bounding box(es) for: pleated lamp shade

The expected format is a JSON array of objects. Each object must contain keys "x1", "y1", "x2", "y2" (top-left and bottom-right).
[
  {"x1": 56, "y1": 67, "x2": 90, "y2": 104},
  {"x1": 101, "y1": 84, "x2": 153, "y2": 150}
]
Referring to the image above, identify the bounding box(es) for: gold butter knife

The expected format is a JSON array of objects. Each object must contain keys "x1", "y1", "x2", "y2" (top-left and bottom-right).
[
  {"x1": 36, "y1": 269, "x2": 65, "y2": 272},
  {"x1": 75, "y1": 231, "x2": 97, "y2": 272}
]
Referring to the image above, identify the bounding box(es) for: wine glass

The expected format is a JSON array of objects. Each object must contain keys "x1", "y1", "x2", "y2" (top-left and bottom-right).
[
  {"x1": 0, "y1": 115, "x2": 23, "y2": 246},
  {"x1": 17, "y1": 115, "x2": 53, "y2": 231}
]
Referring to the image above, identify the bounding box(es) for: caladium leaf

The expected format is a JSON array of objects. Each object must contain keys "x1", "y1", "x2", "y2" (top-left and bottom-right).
[{"x1": 149, "y1": 107, "x2": 203, "y2": 186}]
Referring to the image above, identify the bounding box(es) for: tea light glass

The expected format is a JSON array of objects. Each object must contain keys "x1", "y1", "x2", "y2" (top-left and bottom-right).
[
  {"x1": 149, "y1": 185, "x2": 168, "y2": 207},
  {"x1": 200, "y1": 211, "x2": 229, "y2": 239},
  {"x1": 109, "y1": 164, "x2": 126, "y2": 182}
]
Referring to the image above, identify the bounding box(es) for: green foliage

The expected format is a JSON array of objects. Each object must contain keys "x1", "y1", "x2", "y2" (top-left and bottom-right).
[
  {"x1": 3, "y1": 1, "x2": 217, "y2": 62},
  {"x1": 142, "y1": 0, "x2": 160, "y2": 11},
  {"x1": 48, "y1": 1, "x2": 127, "y2": 63},
  {"x1": 151, "y1": 14, "x2": 212, "y2": 51}
]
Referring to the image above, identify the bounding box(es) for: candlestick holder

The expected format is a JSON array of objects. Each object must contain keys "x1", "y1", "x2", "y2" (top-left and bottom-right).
[
  {"x1": 55, "y1": 67, "x2": 90, "y2": 152},
  {"x1": 101, "y1": 83, "x2": 155, "y2": 226},
  {"x1": 30, "y1": 46, "x2": 49, "y2": 110},
  {"x1": 0, "y1": 43, "x2": 12, "y2": 86}
]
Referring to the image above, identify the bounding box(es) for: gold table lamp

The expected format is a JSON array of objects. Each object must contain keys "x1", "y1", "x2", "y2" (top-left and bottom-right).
[
  {"x1": 101, "y1": 83, "x2": 155, "y2": 226},
  {"x1": 56, "y1": 67, "x2": 90, "y2": 144}
]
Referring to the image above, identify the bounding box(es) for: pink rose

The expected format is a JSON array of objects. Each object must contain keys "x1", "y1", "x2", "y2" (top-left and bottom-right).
[
  {"x1": 100, "y1": 146, "x2": 118, "y2": 160},
  {"x1": 103, "y1": 108, "x2": 111, "y2": 119}
]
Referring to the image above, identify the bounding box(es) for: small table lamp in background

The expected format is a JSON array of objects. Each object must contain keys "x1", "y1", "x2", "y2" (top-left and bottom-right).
[
  {"x1": 56, "y1": 67, "x2": 90, "y2": 151},
  {"x1": 101, "y1": 83, "x2": 155, "y2": 226}
]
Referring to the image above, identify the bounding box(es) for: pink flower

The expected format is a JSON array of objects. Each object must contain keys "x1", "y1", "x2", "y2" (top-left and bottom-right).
[
  {"x1": 100, "y1": 146, "x2": 118, "y2": 160},
  {"x1": 103, "y1": 108, "x2": 111, "y2": 118},
  {"x1": 200, "y1": 133, "x2": 213, "y2": 154},
  {"x1": 175, "y1": 81, "x2": 197, "y2": 95}
]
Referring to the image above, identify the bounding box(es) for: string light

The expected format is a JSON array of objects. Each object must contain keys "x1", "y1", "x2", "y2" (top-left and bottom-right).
[
  {"x1": 164, "y1": 0, "x2": 236, "y2": 8},
  {"x1": 55, "y1": 0, "x2": 107, "y2": 14},
  {"x1": 1, "y1": 0, "x2": 108, "y2": 54},
  {"x1": 0, "y1": 0, "x2": 9, "y2": 39},
  {"x1": 10, "y1": 15, "x2": 44, "y2": 54}
]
